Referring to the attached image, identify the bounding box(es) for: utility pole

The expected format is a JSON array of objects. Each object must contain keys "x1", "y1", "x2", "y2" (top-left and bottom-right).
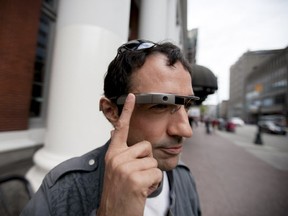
[{"x1": 254, "y1": 105, "x2": 263, "y2": 145}]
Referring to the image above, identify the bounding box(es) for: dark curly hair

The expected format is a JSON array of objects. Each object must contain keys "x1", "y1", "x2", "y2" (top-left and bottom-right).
[{"x1": 103, "y1": 40, "x2": 192, "y2": 100}]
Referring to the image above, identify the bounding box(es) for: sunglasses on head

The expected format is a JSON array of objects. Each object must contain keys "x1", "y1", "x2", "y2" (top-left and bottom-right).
[{"x1": 117, "y1": 39, "x2": 157, "y2": 54}]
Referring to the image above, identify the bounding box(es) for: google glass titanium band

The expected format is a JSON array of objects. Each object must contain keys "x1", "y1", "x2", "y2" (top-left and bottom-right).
[{"x1": 114, "y1": 93, "x2": 200, "y2": 106}]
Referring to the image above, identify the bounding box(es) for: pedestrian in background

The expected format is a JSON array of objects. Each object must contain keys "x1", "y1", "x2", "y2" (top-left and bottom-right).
[{"x1": 205, "y1": 117, "x2": 211, "y2": 134}]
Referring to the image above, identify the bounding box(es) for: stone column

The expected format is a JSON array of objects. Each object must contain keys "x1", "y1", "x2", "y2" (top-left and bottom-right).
[
  {"x1": 138, "y1": 0, "x2": 179, "y2": 43},
  {"x1": 27, "y1": 0, "x2": 131, "y2": 191}
]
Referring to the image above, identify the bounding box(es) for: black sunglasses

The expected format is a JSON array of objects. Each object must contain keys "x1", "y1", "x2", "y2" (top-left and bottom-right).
[{"x1": 117, "y1": 39, "x2": 157, "y2": 54}]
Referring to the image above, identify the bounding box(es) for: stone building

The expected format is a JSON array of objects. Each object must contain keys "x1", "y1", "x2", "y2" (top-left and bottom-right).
[
  {"x1": 244, "y1": 47, "x2": 288, "y2": 124},
  {"x1": 229, "y1": 49, "x2": 283, "y2": 121}
]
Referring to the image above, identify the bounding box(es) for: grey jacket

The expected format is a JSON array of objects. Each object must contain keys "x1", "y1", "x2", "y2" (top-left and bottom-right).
[{"x1": 21, "y1": 141, "x2": 201, "y2": 216}]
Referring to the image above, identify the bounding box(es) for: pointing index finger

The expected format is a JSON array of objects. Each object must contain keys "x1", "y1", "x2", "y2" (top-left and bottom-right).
[{"x1": 110, "y1": 93, "x2": 135, "y2": 148}]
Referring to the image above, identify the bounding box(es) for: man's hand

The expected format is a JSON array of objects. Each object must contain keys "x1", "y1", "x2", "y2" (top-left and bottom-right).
[{"x1": 97, "y1": 93, "x2": 163, "y2": 216}]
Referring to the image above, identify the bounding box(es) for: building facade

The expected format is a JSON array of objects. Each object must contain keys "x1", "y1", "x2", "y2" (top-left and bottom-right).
[
  {"x1": 244, "y1": 47, "x2": 288, "y2": 124},
  {"x1": 229, "y1": 49, "x2": 283, "y2": 121},
  {"x1": 218, "y1": 100, "x2": 228, "y2": 119},
  {"x1": 0, "y1": 0, "x2": 189, "y2": 190}
]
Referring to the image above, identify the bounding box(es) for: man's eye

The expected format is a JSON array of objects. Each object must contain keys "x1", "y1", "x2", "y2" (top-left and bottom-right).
[
  {"x1": 184, "y1": 100, "x2": 194, "y2": 110},
  {"x1": 184, "y1": 104, "x2": 191, "y2": 110},
  {"x1": 150, "y1": 104, "x2": 169, "y2": 110}
]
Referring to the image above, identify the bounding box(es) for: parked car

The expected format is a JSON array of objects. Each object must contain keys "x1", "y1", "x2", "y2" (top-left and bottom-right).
[
  {"x1": 259, "y1": 115, "x2": 286, "y2": 127},
  {"x1": 226, "y1": 121, "x2": 236, "y2": 132},
  {"x1": 258, "y1": 121, "x2": 287, "y2": 135},
  {"x1": 229, "y1": 117, "x2": 245, "y2": 126}
]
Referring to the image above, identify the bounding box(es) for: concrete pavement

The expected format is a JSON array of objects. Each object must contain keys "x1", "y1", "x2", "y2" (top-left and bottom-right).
[{"x1": 181, "y1": 123, "x2": 288, "y2": 216}]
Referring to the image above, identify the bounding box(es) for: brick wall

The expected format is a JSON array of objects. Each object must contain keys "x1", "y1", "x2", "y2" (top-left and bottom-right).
[{"x1": 0, "y1": 0, "x2": 42, "y2": 131}]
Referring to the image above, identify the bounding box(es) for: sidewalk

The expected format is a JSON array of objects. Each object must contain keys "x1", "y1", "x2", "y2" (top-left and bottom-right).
[{"x1": 181, "y1": 124, "x2": 288, "y2": 216}]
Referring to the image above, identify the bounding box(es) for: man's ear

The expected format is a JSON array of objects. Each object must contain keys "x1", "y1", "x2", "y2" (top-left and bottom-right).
[{"x1": 99, "y1": 97, "x2": 119, "y2": 124}]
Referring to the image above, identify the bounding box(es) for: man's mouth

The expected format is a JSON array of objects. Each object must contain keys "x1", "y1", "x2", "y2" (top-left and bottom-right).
[{"x1": 160, "y1": 145, "x2": 183, "y2": 155}]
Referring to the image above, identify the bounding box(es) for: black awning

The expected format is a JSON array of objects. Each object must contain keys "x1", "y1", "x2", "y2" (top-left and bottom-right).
[{"x1": 191, "y1": 64, "x2": 218, "y2": 105}]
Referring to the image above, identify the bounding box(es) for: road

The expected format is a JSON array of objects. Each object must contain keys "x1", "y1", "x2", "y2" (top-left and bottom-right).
[{"x1": 181, "y1": 123, "x2": 288, "y2": 216}]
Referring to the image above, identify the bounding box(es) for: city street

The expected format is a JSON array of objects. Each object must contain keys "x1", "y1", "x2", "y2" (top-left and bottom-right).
[{"x1": 181, "y1": 123, "x2": 288, "y2": 216}]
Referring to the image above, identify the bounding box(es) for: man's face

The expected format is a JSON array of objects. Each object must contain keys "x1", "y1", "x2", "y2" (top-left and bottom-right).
[{"x1": 126, "y1": 53, "x2": 194, "y2": 171}]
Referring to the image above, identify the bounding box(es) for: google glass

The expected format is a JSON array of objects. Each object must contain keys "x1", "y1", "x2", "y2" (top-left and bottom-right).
[{"x1": 115, "y1": 93, "x2": 200, "y2": 108}]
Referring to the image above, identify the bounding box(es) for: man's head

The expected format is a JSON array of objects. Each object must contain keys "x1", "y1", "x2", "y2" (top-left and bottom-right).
[
  {"x1": 103, "y1": 40, "x2": 193, "y2": 101},
  {"x1": 100, "y1": 39, "x2": 197, "y2": 171}
]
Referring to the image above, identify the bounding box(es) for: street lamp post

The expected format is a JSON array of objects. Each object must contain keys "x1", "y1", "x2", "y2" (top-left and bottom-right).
[{"x1": 254, "y1": 105, "x2": 263, "y2": 145}]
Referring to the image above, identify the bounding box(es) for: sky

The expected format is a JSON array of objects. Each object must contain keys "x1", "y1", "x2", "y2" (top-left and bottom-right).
[{"x1": 187, "y1": 0, "x2": 288, "y2": 105}]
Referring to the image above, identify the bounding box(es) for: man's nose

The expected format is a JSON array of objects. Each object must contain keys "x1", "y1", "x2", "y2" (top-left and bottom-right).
[{"x1": 167, "y1": 106, "x2": 193, "y2": 138}]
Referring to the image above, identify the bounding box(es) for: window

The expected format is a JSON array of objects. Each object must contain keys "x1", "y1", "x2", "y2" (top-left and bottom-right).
[
  {"x1": 262, "y1": 98, "x2": 273, "y2": 107},
  {"x1": 275, "y1": 94, "x2": 285, "y2": 105},
  {"x1": 29, "y1": 1, "x2": 57, "y2": 120}
]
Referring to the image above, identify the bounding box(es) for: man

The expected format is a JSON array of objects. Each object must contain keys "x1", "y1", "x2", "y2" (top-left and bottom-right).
[{"x1": 21, "y1": 39, "x2": 201, "y2": 216}]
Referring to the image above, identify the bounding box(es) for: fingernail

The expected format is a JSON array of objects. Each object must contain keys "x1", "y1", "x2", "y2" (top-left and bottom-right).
[{"x1": 126, "y1": 93, "x2": 134, "y2": 102}]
